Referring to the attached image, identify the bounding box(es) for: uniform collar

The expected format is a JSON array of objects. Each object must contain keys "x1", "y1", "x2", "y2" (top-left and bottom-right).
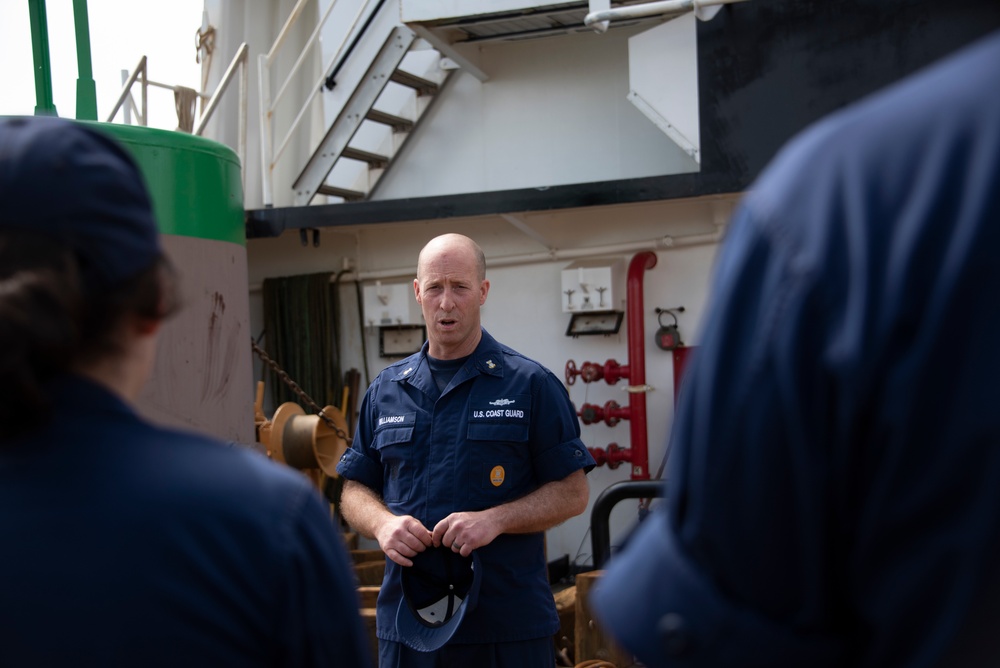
[
  {"x1": 45, "y1": 373, "x2": 137, "y2": 420},
  {"x1": 391, "y1": 328, "x2": 505, "y2": 389},
  {"x1": 467, "y1": 328, "x2": 505, "y2": 379}
]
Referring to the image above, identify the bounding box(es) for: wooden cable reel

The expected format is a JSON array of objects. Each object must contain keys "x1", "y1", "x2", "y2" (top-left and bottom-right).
[{"x1": 268, "y1": 402, "x2": 349, "y2": 477}]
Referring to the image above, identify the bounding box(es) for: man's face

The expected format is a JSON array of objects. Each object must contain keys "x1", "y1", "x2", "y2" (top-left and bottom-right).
[{"x1": 414, "y1": 243, "x2": 489, "y2": 360}]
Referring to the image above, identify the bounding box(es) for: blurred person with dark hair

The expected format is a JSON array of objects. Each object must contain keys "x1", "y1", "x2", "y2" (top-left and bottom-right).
[
  {"x1": 0, "y1": 116, "x2": 372, "y2": 668},
  {"x1": 592, "y1": 29, "x2": 1000, "y2": 668}
]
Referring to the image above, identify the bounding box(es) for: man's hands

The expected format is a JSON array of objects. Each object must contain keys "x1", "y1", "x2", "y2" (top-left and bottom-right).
[
  {"x1": 432, "y1": 510, "x2": 502, "y2": 558},
  {"x1": 431, "y1": 471, "x2": 590, "y2": 557},
  {"x1": 340, "y1": 480, "x2": 433, "y2": 567},
  {"x1": 342, "y1": 471, "x2": 589, "y2": 564},
  {"x1": 374, "y1": 514, "x2": 433, "y2": 567},
  {"x1": 369, "y1": 509, "x2": 499, "y2": 565}
]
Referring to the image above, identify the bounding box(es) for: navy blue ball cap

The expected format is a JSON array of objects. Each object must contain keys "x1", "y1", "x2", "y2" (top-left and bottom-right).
[
  {"x1": 0, "y1": 116, "x2": 161, "y2": 288},
  {"x1": 395, "y1": 545, "x2": 482, "y2": 652}
]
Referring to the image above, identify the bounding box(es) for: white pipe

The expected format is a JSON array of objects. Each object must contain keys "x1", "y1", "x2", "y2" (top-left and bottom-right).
[
  {"x1": 120, "y1": 70, "x2": 131, "y2": 124},
  {"x1": 238, "y1": 45, "x2": 248, "y2": 195},
  {"x1": 588, "y1": 0, "x2": 611, "y2": 34},
  {"x1": 258, "y1": 53, "x2": 274, "y2": 207},
  {"x1": 584, "y1": 0, "x2": 747, "y2": 32},
  {"x1": 246, "y1": 229, "x2": 725, "y2": 292}
]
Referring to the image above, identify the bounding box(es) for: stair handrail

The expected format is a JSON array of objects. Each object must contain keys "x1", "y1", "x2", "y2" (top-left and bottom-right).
[
  {"x1": 258, "y1": 0, "x2": 378, "y2": 207},
  {"x1": 194, "y1": 42, "x2": 249, "y2": 193},
  {"x1": 590, "y1": 480, "x2": 665, "y2": 569}
]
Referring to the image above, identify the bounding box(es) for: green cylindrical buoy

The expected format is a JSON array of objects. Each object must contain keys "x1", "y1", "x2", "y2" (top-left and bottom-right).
[{"x1": 96, "y1": 123, "x2": 254, "y2": 444}]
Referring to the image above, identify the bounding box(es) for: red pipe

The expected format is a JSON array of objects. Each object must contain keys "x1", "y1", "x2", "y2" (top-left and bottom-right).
[
  {"x1": 578, "y1": 400, "x2": 630, "y2": 427},
  {"x1": 626, "y1": 251, "x2": 657, "y2": 479},
  {"x1": 588, "y1": 443, "x2": 631, "y2": 470}
]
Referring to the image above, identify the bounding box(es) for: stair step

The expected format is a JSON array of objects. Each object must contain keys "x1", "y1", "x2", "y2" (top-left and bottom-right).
[
  {"x1": 294, "y1": 25, "x2": 418, "y2": 206},
  {"x1": 317, "y1": 184, "x2": 366, "y2": 201},
  {"x1": 389, "y1": 69, "x2": 439, "y2": 95},
  {"x1": 366, "y1": 108, "x2": 414, "y2": 132},
  {"x1": 342, "y1": 146, "x2": 389, "y2": 168}
]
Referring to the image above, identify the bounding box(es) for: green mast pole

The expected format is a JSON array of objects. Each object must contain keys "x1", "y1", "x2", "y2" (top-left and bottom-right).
[
  {"x1": 73, "y1": 0, "x2": 98, "y2": 120},
  {"x1": 27, "y1": 0, "x2": 58, "y2": 116}
]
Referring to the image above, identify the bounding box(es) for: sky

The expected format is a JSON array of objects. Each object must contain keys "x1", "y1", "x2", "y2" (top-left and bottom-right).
[{"x1": 0, "y1": 0, "x2": 205, "y2": 129}]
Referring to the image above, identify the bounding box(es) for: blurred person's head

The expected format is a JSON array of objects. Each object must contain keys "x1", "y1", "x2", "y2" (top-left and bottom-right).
[{"x1": 0, "y1": 117, "x2": 180, "y2": 436}]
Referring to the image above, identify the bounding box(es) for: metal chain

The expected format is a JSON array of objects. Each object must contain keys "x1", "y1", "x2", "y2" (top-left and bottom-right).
[{"x1": 251, "y1": 339, "x2": 351, "y2": 442}]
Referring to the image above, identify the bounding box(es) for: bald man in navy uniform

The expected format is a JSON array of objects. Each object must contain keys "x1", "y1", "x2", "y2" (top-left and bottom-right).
[{"x1": 338, "y1": 233, "x2": 596, "y2": 668}]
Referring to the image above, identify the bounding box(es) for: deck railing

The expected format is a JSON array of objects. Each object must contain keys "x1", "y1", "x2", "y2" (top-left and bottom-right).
[
  {"x1": 107, "y1": 44, "x2": 249, "y2": 191},
  {"x1": 257, "y1": 0, "x2": 379, "y2": 207}
]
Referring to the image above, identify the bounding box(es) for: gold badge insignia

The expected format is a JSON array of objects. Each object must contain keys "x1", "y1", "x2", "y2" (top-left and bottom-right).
[
  {"x1": 490, "y1": 465, "x2": 505, "y2": 487},
  {"x1": 486, "y1": 359, "x2": 496, "y2": 369}
]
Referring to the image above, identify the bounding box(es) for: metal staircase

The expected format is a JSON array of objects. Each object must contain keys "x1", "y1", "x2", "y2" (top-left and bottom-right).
[
  {"x1": 259, "y1": 0, "x2": 459, "y2": 208},
  {"x1": 294, "y1": 25, "x2": 454, "y2": 205},
  {"x1": 258, "y1": 1, "x2": 684, "y2": 210}
]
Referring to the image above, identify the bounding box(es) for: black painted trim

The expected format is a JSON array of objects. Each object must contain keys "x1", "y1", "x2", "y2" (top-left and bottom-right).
[{"x1": 245, "y1": 172, "x2": 739, "y2": 238}]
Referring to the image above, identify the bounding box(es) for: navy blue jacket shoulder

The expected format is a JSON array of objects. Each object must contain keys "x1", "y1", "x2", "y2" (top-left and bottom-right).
[
  {"x1": 0, "y1": 375, "x2": 371, "y2": 668},
  {"x1": 593, "y1": 30, "x2": 1000, "y2": 668}
]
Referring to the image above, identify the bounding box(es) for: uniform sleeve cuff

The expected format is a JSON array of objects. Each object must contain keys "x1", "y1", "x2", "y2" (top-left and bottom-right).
[
  {"x1": 590, "y1": 514, "x2": 843, "y2": 667},
  {"x1": 535, "y1": 439, "x2": 596, "y2": 483},
  {"x1": 335, "y1": 448, "x2": 383, "y2": 493}
]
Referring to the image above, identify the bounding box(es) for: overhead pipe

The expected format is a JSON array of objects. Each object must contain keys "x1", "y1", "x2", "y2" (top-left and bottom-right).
[
  {"x1": 626, "y1": 251, "x2": 657, "y2": 480},
  {"x1": 352, "y1": 232, "x2": 717, "y2": 280},
  {"x1": 585, "y1": 0, "x2": 750, "y2": 33},
  {"x1": 248, "y1": 229, "x2": 723, "y2": 292}
]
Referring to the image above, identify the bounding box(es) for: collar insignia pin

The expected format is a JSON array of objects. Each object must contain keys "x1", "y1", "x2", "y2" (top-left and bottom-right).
[{"x1": 486, "y1": 359, "x2": 496, "y2": 369}]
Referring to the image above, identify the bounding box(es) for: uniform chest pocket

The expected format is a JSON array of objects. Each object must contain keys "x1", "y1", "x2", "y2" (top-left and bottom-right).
[
  {"x1": 373, "y1": 413, "x2": 417, "y2": 505},
  {"x1": 467, "y1": 396, "x2": 532, "y2": 507},
  {"x1": 467, "y1": 421, "x2": 528, "y2": 443}
]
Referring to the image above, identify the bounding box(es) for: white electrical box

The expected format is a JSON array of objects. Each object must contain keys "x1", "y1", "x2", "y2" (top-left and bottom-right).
[
  {"x1": 362, "y1": 281, "x2": 424, "y2": 327},
  {"x1": 560, "y1": 258, "x2": 626, "y2": 313}
]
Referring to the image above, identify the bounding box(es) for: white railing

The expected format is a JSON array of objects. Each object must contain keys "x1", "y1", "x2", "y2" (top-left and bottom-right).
[
  {"x1": 196, "y1": 42, "x2": 249, "y2": 192},
  {"x1": 107, "y1": 56, "x2": 152, "y2": 127},
  {"x1": 258, "y1": 0, "x2": 378, "y2": 206},
  {"x1": 107, "y1": 44, "x2": 250, "y2": 191}
]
